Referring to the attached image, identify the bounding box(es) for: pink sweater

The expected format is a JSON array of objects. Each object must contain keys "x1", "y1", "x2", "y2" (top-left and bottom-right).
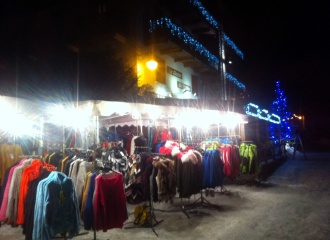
[{"x1": 0, "y1": 159, "x2": 25, "y2": 220}]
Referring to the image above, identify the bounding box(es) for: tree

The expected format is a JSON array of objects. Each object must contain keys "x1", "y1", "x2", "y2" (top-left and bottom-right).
[{"x1": 269, "y1": 81, "x2": 293, "y2": 142}]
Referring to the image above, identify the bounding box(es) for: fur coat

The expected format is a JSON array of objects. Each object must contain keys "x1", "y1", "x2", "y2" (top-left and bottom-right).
[{"x1": 154, "y1": 159, "x2": 176, "y2": 203}]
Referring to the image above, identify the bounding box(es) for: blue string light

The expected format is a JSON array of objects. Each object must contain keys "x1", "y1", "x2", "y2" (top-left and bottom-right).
[
  {"x1": 269, "y1": 81, "x2": 293, "y2": 140},
  {"x1": 245, "y1": 103, "x2": 281, "y2": 124},
  {"x1": 224, "y1": 34, "x2": 244, "y2": 59},
  {"x1": 149, "y1": 18, "x2": 219, "y2": 65},
  {"x1": 188, "y1": 0, "x2": 244, "y2": 59},
  {"x1": 226, "y1": 73, "x2": 246, "y2": 91},
  {"x1": 189, "y1": 0, "x2": 219, "y2": 29}
]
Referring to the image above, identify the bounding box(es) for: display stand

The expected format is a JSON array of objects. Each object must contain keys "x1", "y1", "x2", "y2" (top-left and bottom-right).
[
  {"x1": 182, "y1": 190, "x2": 221, "y2": 217},
  {"x1": 214, "y1": 185, "x2": 231, "y2": 196},
  {"x1": 51, "y1": 232, "x2": 89, "y2": 239},
  {"x1": 125, "y1": 167, "x2": 163, "y2": 237}
]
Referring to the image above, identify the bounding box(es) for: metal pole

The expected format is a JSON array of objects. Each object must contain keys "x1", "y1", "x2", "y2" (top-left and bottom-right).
[
  {"x1": 63, "y1": 123, "x2": 65, "y2": 157},
  {"x1": 96, "y1": 116, "x2": 99, "y2": 145},
  {"x1": 75, "y1": 50, "x2": 80, "y2": 148},
  {"x1": 40, "y1": 116, "x2": 44, "y2": 156}
]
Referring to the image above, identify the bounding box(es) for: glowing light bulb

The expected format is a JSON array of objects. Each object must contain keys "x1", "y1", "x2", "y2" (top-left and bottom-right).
[{"x1": 147, "y1": 60, "x2": 158, "y2": 70}]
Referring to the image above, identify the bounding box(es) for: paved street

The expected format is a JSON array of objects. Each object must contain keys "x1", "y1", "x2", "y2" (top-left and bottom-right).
[{"x1": 1, "y1": 151, "x2": 330, "y2": 240}]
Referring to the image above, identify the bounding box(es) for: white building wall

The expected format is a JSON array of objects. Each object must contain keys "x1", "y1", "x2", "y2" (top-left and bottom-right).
[{"x1": 154, "y1": 54, "x2": 199, "y2": 99}]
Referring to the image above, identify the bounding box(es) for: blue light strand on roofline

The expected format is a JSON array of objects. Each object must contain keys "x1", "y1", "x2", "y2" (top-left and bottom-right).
[
  {"x1": 226, "y1": 73, "x2": 246, "y2": 91},
  {"x1": 223, "y1": 34, "x2": 244, "y2": 59},
  {"x1": 189, "y1": 0, "x2": 219, "y2": 29},
  {"x1": 149, "y1": 18, "x2": 219, "y2": 65},
  {"x1": 245, "y1": 103, "x2": 281, "y2": 124},
  {"x1": 188, "y1": 0, "x2": 244, "y2": 60}
]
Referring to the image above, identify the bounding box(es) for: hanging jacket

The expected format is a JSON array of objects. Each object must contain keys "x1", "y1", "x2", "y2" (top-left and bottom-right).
[{"x1": 33, "y1": 172, "x2": 80, "y2": 240}]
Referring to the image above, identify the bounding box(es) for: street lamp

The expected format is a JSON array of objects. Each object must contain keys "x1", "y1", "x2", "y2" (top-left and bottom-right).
[{"x1": 146, "y1": 60, "x2": 158, "y2": 70}]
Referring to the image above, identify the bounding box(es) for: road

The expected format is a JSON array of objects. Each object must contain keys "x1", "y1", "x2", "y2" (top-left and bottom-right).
[{"x1": 1, "y1": 151, "x2": 330, "y2": 239}]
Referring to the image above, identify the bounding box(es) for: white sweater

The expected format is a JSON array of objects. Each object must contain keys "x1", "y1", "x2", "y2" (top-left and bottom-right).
[
  {"x1": 6, "y1": 159, "x2": 33, "y2": 224},
  {"x1": 75, "y1": 161, "x2": 93, "y2": 206},
  {"x1": 130, "y1": 136, "x2": 138, "y2": 156}
]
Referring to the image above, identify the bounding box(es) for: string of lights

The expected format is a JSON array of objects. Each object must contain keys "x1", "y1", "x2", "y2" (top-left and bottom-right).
[
  {"x1": 223, "y1": 34, "x2": 244, "y2": 59},
  {"x1": 245, "y1": 103, "x2": 281, "y2": 124},
  {"x1": 189, "y1": 0, "x2": 219, "y2": 29},
  {"x1": 226, "y1": 73, "x2": 246, "y2": 91},
  {"x1": 283, "y1": 114, "x2": 303, "y2": 121},
  {"x1": 149, "y1": 18, "x2": 219, "y2": 65},
  {"x1": 188, "y1": 0, "x2": 244, "y2": 59},
  {"x1": 269, "y1": 81, "x2": 293, "y2": 140}
]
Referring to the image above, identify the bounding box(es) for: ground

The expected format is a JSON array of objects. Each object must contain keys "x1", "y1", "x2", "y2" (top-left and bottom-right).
[{"x1": 1, "y1": 152, "x2": 330, "y2": 240}]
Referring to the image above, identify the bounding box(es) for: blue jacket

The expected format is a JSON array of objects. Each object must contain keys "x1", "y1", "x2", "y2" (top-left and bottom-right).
[
  {"x1": 84, "y1": 173, "x2": 96, "y2": 230},
  {"x1": 33, "y1": 172, "x2": 81, "y2": 240},
  {"x1": 202, "y1": 150, "x2": 224, "y2": 188}
]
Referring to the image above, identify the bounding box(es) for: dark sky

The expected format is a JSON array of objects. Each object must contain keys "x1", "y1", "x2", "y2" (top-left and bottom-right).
[
  {"x1": 213, "y1": 0, "x2": 330, "y2": 120},
  {"x1": 1, "y1": 0, "x2": 329, "y2": 123}
]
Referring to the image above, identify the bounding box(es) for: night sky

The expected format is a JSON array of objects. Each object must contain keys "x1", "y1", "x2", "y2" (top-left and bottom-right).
[
  {"x1": 209, "y1": 0, "x2": 330, "y2": 126},
  {"x1": 1, "y1": 0, "x2": 330, "y2": 134}
]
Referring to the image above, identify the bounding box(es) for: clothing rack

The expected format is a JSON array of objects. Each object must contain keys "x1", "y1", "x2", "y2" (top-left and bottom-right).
[
  {"x1": 150, "y1": 153, "x2": 190, "y2": 219},
  {"x1": 90, "y1": 161, "x2": 123, "y2": 240},
  {"x1": 151, "y1": 153, "x2": 166, "y2": 156},
  {"x1": 19, "y1": 155, "x2": 40, "y2": 160},
  {"x1": 182, "y1": 190, "x2": 222, "y2": 215},
  {"x1": 125, "y1": 166, "x2": 163, "y2": 237},
  {"x1": 51, "y1": 232, "x2": 89, "y2": 240}
]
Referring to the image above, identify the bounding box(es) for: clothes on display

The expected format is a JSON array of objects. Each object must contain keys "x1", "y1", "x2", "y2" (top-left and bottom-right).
[
  {"x1": 221, "y1": 146, "x2": 240, "y2": 178},
  {"x1": 0, "y1": 143, "x2": 23, "y2": 186},
  {"x1": 17, "y1": 160, "x2": 56, "y2": 224},
  {"x1": 202, "y1": 149, "x2": 225, "y2": 188},
  {"x1": 159, "y1": 141, "x2": 186, "y2": 157},
  {"x1": 175, "y1": 150, "x2": 203, "y2": 198},
  {"x1": 153, "y1": 158, "x2": 176, "y2": 203},
  {"x1": 153, "y1": 129, "x2": 173, "y2": 143},
  {"x1": 134, "y1": 135, "x2": 148, "y2": 154},
  {"x1": 0, "y1": 158, "x2": 54, "y2": 226},
  {"x1": 102, "y1": 145, "x2": 129, "y2": 175},
  {"x1": 239, "y1": 143, "x2": 260, "y2": 174},
  {"x1": 0, "y1": 159, "x2": 21, "y2": 209},
  {"x1": 23, "y1": 170, "x2": 51, "y2": 240},
  {"x1": 33, "y1": 171, "x2": 81, "y2": 240},
  {"x1": 94, "y1": 172, "x2": 128, "y2": 232},
  {"x1": 0, "y1": 158, "x2": 56, "y2": 235},
  {"x1": 124, "y1": 154, "x2": 143, "y2": 204}
]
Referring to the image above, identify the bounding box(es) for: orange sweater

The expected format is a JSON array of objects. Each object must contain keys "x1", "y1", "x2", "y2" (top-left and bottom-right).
[{"x1": 17, "y1": 160, "x2": 55, "y2": 224}]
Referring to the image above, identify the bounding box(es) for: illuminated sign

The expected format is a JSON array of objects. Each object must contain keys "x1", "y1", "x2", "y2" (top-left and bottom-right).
[
  {"x1": 167, "y1": 66, "x2": 182, "y2": 79},
  {"x1": 246, "y1": 103, "x2": 281, "y2": 124}
]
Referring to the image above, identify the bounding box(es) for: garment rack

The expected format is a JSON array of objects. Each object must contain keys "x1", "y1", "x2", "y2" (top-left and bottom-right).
[
  {"x1": 150, "y1": 153, "x2": 190, "y2": 219},
  {"x1": 51, "y1": 232, "x2": 89, "y2": 240},
  {"x1": 125, "y1": 165, "x2": 163, "y2": 237},
  {"x1": 19, "y1": 155, "x2": 41, "y2": 160}
]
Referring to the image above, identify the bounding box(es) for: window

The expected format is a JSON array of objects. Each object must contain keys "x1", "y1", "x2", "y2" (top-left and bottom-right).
[
  {"x1": 156, "y1": 57, "x2": 166, "y2": 84},
  {"x1": 191, "y1": 74, "x2": 199, "y2": 96}
]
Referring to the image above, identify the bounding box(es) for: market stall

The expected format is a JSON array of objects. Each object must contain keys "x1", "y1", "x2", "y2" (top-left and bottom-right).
[{"x1": 0, "y1": 96, "x2": 258, "y2": 239}]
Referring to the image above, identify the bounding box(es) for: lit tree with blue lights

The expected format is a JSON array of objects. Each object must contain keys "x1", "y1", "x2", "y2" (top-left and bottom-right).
[{"x1": 269, "y1": 81, "x2": 293, "y2": 142}]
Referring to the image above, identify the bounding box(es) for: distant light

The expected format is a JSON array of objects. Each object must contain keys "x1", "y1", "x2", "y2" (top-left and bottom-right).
[
  {"x1": 298, "y1": 117, "x2": 302, "y2": 119},
  {"x1": 132, "y1": 108, "x2": 141, "y2": 119},
  {"x1": 147, "y1": 60, "x2": 158, "y2": 70},
  {"x1": 228, "y1": 61, "x2": 232, "y2": 64},
  {"x1": 194, "y1": 93, "x2": 197, "y2": 96}
]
